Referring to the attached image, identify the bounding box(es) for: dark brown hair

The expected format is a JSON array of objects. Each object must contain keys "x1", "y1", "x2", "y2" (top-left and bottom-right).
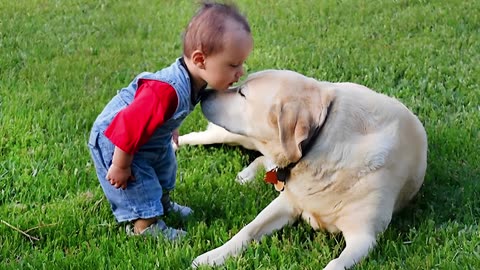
[{"x1": 183, "y1": 1, "x2": 251, "y2": 57}]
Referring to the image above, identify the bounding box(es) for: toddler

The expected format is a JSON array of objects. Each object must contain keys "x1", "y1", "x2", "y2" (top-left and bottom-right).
[{"x1": 88, "y1": 2, "x2": 253, "y2": 240}]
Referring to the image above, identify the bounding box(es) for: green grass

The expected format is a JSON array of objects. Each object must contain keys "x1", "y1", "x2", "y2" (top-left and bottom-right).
[{"x1": 1, "y1": 0, "x2": 479, "y2": 269}]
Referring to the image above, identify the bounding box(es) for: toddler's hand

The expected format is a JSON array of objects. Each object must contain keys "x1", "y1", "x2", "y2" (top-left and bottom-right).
[{"x1": 106, "y1": 164, "x2": 134, "y2": 190}]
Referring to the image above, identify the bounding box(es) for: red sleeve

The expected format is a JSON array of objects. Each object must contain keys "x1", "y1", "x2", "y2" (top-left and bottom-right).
[{"x1": 104, "y1": 79, "x2": 178, "y2": 154}]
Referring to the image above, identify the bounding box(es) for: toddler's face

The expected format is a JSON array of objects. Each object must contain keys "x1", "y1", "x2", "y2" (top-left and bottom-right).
[{"x1": 202, "y1": 31, "x2": 253, "y2": 91}]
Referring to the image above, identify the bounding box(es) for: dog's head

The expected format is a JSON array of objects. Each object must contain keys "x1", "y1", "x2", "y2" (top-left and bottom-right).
[{"x1": 201, "y1": 70, "x2": 335, "y2": 167}]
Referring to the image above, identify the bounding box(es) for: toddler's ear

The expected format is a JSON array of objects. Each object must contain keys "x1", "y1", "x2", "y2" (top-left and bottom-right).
[{"x1": 191, "y1": 50, "x2": 206, "y2": 69}]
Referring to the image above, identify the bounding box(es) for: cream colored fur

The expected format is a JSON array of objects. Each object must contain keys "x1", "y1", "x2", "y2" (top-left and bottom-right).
[{"x1": 185, "y1": 70, "x2": 427, "y2": 270}]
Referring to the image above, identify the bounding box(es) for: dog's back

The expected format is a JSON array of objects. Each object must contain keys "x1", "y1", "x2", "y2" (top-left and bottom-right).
[{"x1": 327, "y1": 82, "x2": 427, "y2": 210}]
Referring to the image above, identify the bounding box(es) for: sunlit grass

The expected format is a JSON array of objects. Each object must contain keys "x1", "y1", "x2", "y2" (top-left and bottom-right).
[{"x1": 1, "y1": 0, "x2": 479, "y2": 269}]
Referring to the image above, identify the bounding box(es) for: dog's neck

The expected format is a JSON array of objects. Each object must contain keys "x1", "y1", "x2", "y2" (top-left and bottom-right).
[
  {"x1": 275, "y1": 122, "x2": 323, "y2": 178},
  {"x1": 285, "y1": 101, "x2": 333, "y2": 169},
  {"x1": 265, "y1": 102, "x2": 333, "y2": 191}
]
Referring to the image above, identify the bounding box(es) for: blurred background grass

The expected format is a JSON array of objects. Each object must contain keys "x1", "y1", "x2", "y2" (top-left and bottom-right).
[{"x1": 0, "y1": 0, "x2": 478, "y2": 269}]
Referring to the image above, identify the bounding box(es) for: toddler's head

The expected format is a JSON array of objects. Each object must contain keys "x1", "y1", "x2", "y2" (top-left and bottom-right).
[{"x1": 183, "y1": 2, "x2": 253, "y2": 91}]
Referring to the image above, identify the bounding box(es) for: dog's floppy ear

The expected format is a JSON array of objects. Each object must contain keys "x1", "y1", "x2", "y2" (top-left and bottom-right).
[
  {"x1": 277, "y1": 102, "x2": 311, "y2": 163},
  {"x1": 276, "y1": 87, "x2": 334, "y2": 164}
]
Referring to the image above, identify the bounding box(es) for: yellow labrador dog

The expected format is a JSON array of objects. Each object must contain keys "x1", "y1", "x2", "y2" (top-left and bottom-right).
[{"x1": 189, "y1": 70, "x2": 427, "y2": 270}]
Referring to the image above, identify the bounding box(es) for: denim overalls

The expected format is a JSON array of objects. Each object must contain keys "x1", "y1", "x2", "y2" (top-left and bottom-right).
[{"x1": 88, "y1": 58, "x2": 196, "y2": 222}]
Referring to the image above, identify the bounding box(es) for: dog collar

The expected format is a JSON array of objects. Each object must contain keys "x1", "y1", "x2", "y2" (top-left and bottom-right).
[
  {"x1": 264, "y1": 103, "x2": 333, "y2": 192},
  {"x1": 263, "y1": 133, "x2": 318, "y2": 192},
  {"x1": 264, "y1": 167, "x2": 289, "y2": 192}
]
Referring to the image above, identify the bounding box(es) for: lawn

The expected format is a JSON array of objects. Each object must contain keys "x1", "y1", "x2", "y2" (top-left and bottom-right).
[{"x1": 0, "y1": 0, "x2": 479, "y2": 269}]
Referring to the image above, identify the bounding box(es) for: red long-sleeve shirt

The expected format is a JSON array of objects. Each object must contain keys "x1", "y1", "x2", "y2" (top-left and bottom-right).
[{"x1": 104, "y1": 79, "x2": 178, "y2": 154}]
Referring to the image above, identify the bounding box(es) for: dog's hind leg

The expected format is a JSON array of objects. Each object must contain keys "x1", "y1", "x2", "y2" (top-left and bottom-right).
[
  {"x1": 192, "y1": 193, "x2": 299, "y2": 268},
  {"x1": 236, "y1": 156, "x2": 277, "y2": 184}
]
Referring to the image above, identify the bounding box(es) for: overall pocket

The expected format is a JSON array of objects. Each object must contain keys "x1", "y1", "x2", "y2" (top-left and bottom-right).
[{"x1": 88, "y1": 130, "x2": 114, "y2": 171}]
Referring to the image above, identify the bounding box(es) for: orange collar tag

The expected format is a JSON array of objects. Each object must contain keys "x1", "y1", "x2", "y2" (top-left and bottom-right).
[{"x1": 274, "y1": 181, "x2": 285, "y2": 192}]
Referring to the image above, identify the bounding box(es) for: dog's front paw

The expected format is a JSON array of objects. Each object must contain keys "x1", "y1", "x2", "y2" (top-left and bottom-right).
[
  {"x1": 191, "y1": 250, "x2": 227, "y2": 268},
  {"x1": 236, "y1": 168, "x2": 256, "y2": 184}
]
